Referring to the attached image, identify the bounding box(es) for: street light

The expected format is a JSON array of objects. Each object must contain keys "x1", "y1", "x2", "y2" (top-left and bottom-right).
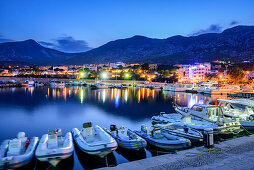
[
  {"x1": 102, "y1": 72, "x2": 108, "y2": 79},
  {"x1": 124, "y1": 73, "x2": 131, "y2": 79},
  {"x1": 80, "y1": 72, "x2": 85, "y2": 77}
]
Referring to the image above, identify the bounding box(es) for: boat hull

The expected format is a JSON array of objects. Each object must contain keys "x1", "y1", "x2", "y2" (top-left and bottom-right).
[
  {"x1": 72, "y1": 127, "x2": 118, "y2": 158},
  {"x1": 104, "y1": 129, "x2": 147, "y2": 150},
  {"x1": 0, "y1": 137, "x2": 39, "y2": 169},
  {"x1": 35, "y1": 132, "x2": 74, "y2": 166},
  {"x1": 135, "y1": 132, "x2": 191, "y2": 150},
  {"x1": 240, "y1": 120, "x2": 254, "y2": 130}
]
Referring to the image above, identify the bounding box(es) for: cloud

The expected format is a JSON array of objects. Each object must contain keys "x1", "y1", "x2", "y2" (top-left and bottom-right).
[
  {"x1": 39, "y1": 36, "x2": 92, "y2": 53},
  {"x1": 230, "y1": 20, "x2": 239, "y2": 26},
  {"x1": 190, "y1": 24, "x2": 222, "y2": 36},
  {"x1": 0, "y1": 34, "x2": 15, "y2": 43}
]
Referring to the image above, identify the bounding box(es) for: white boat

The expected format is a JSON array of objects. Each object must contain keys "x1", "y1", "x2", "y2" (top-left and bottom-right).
[
  {"x1": 218, "y1": 99, "x2": 254, "y2": 130},
  {"x1": 72, "y1": 122, "x2": 118, "y2": 157},
  {"x1": 73, "y1": 81, "x2": 79, "y2": 86},
  {"x1": 8, "y1": 80, "x2": 17, "y2": 84},
  {"x1": 50, "y1": 80, "x2": 65, "y2": 88},
  {"x1": 152, "y1": 113, "x2": 219, "y2": 134},
  {"x1": 174, "y1": 103, "x2": 242, "y2": 134},
  {"x1": 35, "y1": 129, "x2": 74, "y2": 167},
  {"x1": 149, "y1": 85, "x2": 161, "y2": 89},
  {"x1": 90, "y1": 83, "x2": 108, "y2": 89},
  {"x1": 174, "y1": 83, "x2": 195, "y2": 92},
  {"x1": 135, "y1": 125, "x2": 191, "y2": 150},
  {"x1": 163, "y1": 84, "x2": 175, "y2": 91},
  {"x1": 35, "y1": 81, "x2": 44, "y2": 87},
  {"x1": 22, "y1": 80, "x2": 34, "y2": 87},
  {"x1": 104, "y1": 125, "x2": 147, "y2": 150},
  {"x1": 155, "y1": 123, "x2": 203, "y2": 142},
  {"x1": 68, "y1": 81, "x2": 74, "y2": 86},
  {"x1": 78, "y1": 81, "x2": 85, "y2": 86},
  {"x1": 0, "y1": 132, "x2": 39, "y2": 169}
]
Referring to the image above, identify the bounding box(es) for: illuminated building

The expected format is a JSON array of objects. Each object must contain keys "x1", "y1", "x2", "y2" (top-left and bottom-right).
[
  {"x1": 149, "y1": 64, "x2": 158, "y2": 70},
  {"x1": 176, "y1": 63, "x2": 211, "y2": 82}
]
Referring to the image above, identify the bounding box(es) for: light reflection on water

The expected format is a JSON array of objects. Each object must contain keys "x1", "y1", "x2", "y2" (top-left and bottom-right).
[{"x1": 0, "y1": 86, "x2": 228, "y2": 169}]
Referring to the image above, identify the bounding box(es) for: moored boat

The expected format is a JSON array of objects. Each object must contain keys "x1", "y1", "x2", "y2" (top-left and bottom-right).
[
  {"x1": 218, "y1": 99, "x2": 254, "y2": 130},
  {"x1": 152, "y1": 112, "x2": 219, "y2": 134},
  {"x1": 72, "y1": 122, "x2": 118, "y2": 157},
  {"x1": 35, "y1": 129, "x2": 73, "y2": 167},
  {"x1": 50, "y1": 80, "x2": 65, "y2": 88},
  {"x1": 0, "y1": 132, "x2": 39, "y2": 169},
  {"x1": 174, "y1": 103, "x2": 242, "y2": 134},
  {"x1": 22, "y1": 80, "x2": 34, "y2": 87},
  {"x1": 89, "y1": 83, "x2": 108, "y2": 89},
  {"x1": 104, "y1": 125, "x2": 147, "y2": 150},
  {"x1": 154, "y1": 123, "x2": 203, "y2": 142},
  {"x1": 135, "y1": 125, "x2": 191, "y2": 150}
]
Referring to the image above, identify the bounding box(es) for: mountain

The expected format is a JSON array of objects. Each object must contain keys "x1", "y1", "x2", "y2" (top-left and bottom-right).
[
  {"x1": 0, "y1": 39, "x2": 75, "y2": 65},
  {"x1": 70, "y1": 25, "x2": 254, "y2": 64},
  {"x1": 0, "y1": 25, "x2": 254, "y2": 65}
]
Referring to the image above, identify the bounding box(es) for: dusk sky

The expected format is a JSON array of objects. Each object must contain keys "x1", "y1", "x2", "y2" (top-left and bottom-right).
[{"x1": 0, "y1": 0, "x2": 254, "y2": 52}]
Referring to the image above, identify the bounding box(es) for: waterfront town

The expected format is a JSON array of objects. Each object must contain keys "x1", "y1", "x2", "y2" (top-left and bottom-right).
[{"x1": 0, "y1": 60, "x2": 254, "y2": 84}]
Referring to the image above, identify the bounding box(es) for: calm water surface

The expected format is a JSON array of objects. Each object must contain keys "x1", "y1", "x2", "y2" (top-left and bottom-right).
[{"x1": 0, "y1": 86, "x2": 228, "y2": 169}]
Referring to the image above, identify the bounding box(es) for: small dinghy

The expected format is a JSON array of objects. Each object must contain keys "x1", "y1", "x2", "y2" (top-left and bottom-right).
[
  {"x1": 104, "y1": 125, "x2": 147, "y2": 150},
  {"x1": 72, "y1": 122, "x2": 118, "y2": 157},
  {"x1": 35, "y1": 129, "x2": 74, "y2": 167},
  {"x1": 0, "y1": 132, "x2": 39, "y2": 169},
  {"x1": 152, "y1": 112, "x2": 219, "y2": 134},
  {"x1": 155, "y1": 123, "x2": 203, "y2": 142},
  {"x1": 135, "y1": 125, "x2": 191, "y2": 150}
]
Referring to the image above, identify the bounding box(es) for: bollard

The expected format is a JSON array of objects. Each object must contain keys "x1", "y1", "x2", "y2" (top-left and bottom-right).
[{"x1": 203, "y1": 128, "x2": 214, "y2": 148}]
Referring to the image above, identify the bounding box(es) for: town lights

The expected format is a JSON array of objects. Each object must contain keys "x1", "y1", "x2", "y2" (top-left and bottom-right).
[
  {"x1": 80, "y1": 72, "x2": 85, "y2": 77},
  {"x1": 125, "y1": 73, "x2": 130, "y2": 78},
  {"x1": 101, "y1": 72, "x2": 108, "y2": 79}
]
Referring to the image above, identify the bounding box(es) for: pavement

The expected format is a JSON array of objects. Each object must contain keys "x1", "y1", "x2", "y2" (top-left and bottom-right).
[{"x1": 99, "y1": 134, "x2": 254, "y2": 170}]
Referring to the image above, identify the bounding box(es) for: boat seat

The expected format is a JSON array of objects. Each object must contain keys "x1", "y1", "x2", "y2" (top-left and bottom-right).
[
  {"x1": 182, "y1": 116, "x2": 191, "y2": 124},
  {"x1": 82, "y1": 127, "x2": 95, "y2": 143},
  {"x1": 118, "y1": 127, "x2": 129, "y2": 140},
  {"x1": 152, "y1": 127, "x2": 162, "y2": 139},
  {"x1": 7, "y1": 138, "x2": 22, "y2": 156},
  {"x1": 48, "y1": 131, "x2": 58, "y2": 149}
]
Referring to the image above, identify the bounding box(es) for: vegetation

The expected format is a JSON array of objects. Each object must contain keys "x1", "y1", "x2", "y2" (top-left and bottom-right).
[{"x1": 227, "y1": 67, "x2": 246, "y2": 84}]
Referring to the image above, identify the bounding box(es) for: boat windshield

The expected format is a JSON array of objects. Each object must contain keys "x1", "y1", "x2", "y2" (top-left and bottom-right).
[
  {"x1": 207, "y1": 106, "x2": 223, "y2": 118},
  {"x1": 191, "y1": 105, "x2": 203, "y2": 112}
]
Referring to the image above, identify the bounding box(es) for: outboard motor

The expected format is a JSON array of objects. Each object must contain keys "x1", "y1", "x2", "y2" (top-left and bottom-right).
[
  {"x1": 110, "y1": 125, "x2": 117, "y2": 131},
  {"x1": 141, "y1": 125, "x2": 148, "y2": 133},
  {"x1": 160, "y1": 112, "x2": 165, "y2": 115},
  {"x1": 183, "y1": 125, "x2": 189, "y2": 133},
  {"x1": 249, "y1": 115, "x2": 254, "y2": 121},
  {"x1": 203, "y1": 128, "x2": 214, "y2": 148}
]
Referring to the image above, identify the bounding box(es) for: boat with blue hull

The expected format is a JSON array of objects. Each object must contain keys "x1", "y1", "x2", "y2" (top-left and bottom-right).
[
  {"x1": 152, "y1": 112, "x2": 219, "y2": 134},
  {"x1": 135, "y1": 125, "x2": 191, "y2": 151},
  {"x1": 104, "y1": 125, "x2": 147, "y2": 150},
  {"x1": 155, "y1": 123, "x2": 203, "y2": 142},
  {"x1": 0, "y1": 132, "x2": 39, "y2": 169},
  {"x1": 72, "y1": 122, "x2": 118, "y2": 158}
]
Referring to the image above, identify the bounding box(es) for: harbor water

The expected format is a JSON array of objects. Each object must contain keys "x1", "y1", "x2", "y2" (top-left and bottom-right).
[{"x1": 0, "y1": 86, "x2": 228, "y2": 169}]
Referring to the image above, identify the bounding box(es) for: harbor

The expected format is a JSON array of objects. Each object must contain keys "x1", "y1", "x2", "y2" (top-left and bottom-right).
[{"x1": 0, "y1": 83, "x2": 254, "y2": 169}]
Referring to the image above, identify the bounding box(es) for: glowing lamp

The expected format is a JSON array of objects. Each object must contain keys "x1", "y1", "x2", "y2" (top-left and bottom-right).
[{"x1": 102, "y1": 72, "x2": 108, "y2": 79}]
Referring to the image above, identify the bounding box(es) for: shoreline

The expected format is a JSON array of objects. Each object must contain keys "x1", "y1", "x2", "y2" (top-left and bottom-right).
[
  {"x1": 99, "y1": 134, "x2": 254, "y2": 170},
  {"x1": 0, "y1": 77, "x2": 147, "y2": 84}
]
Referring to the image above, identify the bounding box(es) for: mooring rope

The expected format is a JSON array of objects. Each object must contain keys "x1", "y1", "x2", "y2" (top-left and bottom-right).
[{"x1": 182, "y1": 146, "x2": 232, "y2": 167}]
